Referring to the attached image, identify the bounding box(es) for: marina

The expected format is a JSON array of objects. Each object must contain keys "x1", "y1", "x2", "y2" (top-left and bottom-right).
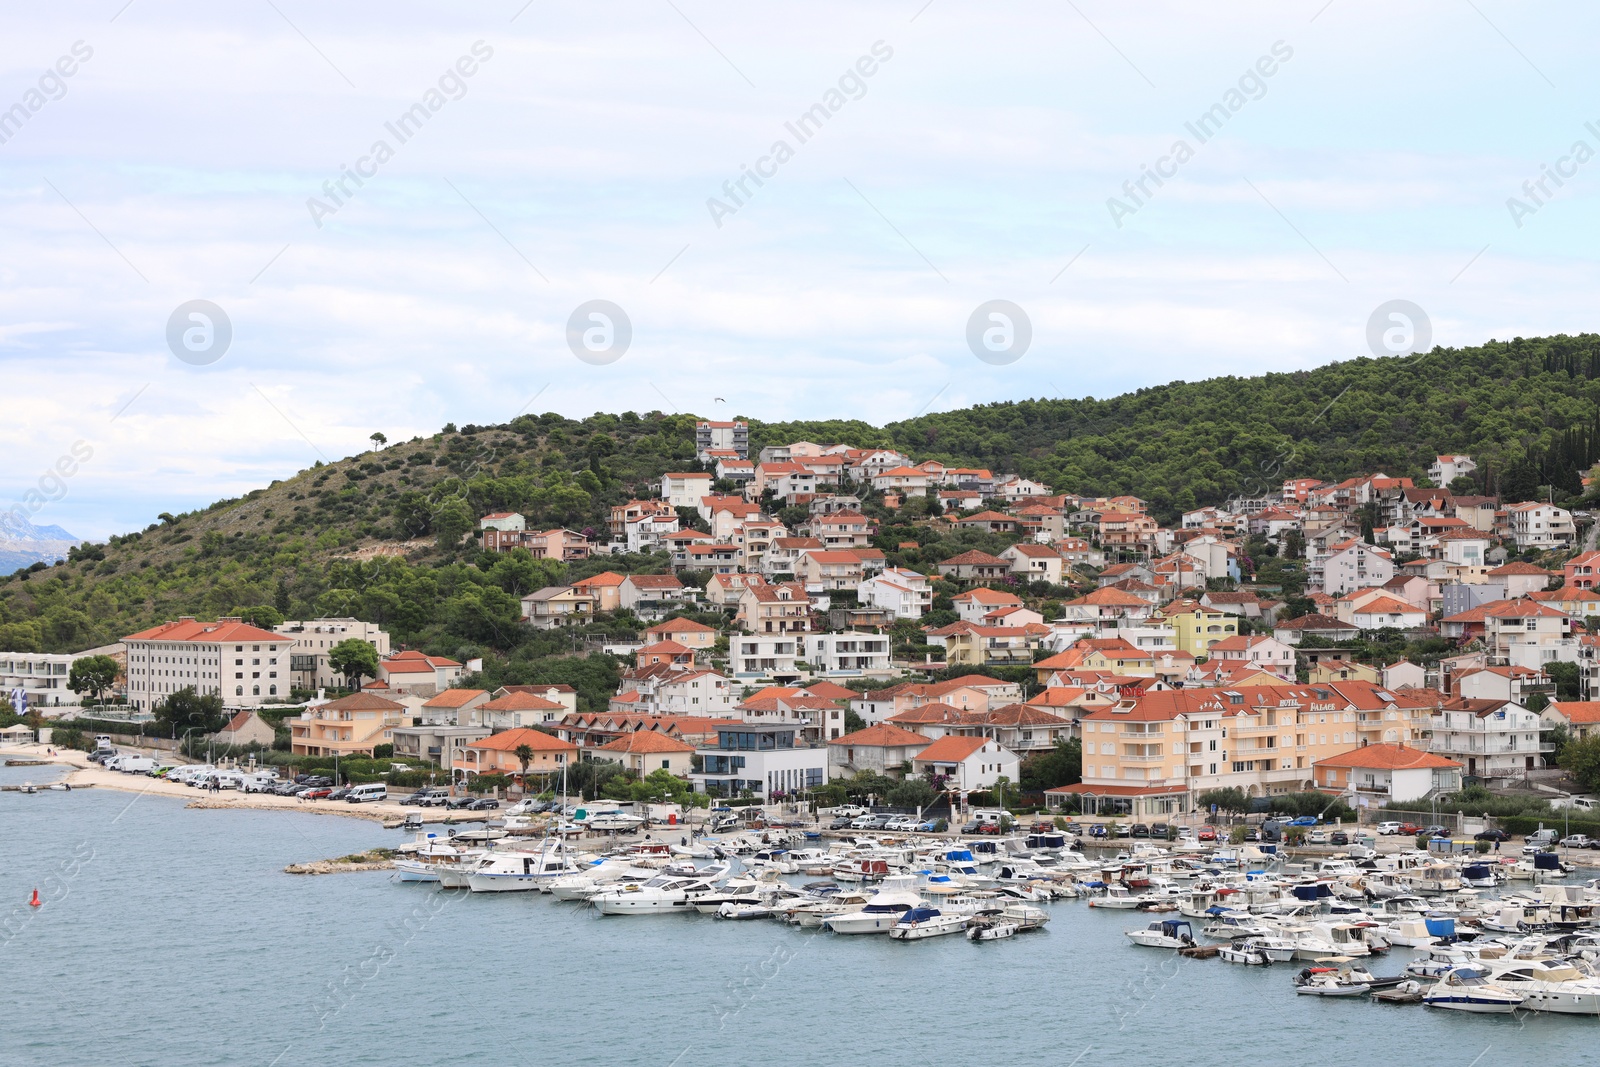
[{"x1": 14, "y1": 768, "x2": 1600, "y2": 1066}]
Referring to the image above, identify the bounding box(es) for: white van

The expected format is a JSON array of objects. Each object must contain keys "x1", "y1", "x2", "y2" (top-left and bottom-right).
[
  {"x1": 117, "y1": 755, "x2": 156, "y2": 774},
  {"x1": 240, "y1": 773, "x2": 278, "y2": 793},
  {"x1": 170, "y1": 765, "x2": 214, "y2": 786},
  {"x1": 346, "y1": 783, "x2": 388, "y2": 804}
]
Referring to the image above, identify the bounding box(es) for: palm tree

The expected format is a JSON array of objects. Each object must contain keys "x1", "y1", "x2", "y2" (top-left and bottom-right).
[{"x1": 514, "y1": 744, "x2": 535, "y2": 793}]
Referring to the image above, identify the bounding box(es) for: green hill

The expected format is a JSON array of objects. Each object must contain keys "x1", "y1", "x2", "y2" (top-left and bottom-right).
[{"x1": 5, "y1": 333, "x2": 1600, "y2": 664}]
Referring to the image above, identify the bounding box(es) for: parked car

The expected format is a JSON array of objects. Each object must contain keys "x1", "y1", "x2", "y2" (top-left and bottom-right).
[
  {"x1": 1242, "y1": 828, "x2": 1260, "y2": 842},
  {"x1": 884, "y1": 816, "x2": 917, "y2": 832},
  {"x1": 1175, "y1": 826, "x2": 1194, "y2": 842},
  {"x1": 1397, "y1": 822, "x2": 1422, "y2": 836},
  {"x1": 1151, "y1": 823, "x2": 1170, "y2": 839},
  {"x1": 1197, "y1": 826, "x2": 1217, "y2": 842},
  {"x1": 868, "y1": 814, "x2": 896, "y2": 830},
  {"x1": 829, "y1": 817, "x2": 854, "y2": 830},
  {"x1": 833, "y1": 805, "x2": 869, "y2": 819},
  {"x1": 1306, "y1": 830, "x2": 1329, "y2": 845},
  {"x1": 1113, "y1": 824, "x2": 1131, "y2": 838},
  {"x1": 272, "y1": 780, "x2": 303, "y2": 797},
  {"x1": 1329, "y1": 831, "x2": 1349, "y2": 846},
  {"x1": 296, "y1": 787, "x2": 334, "y2": 800},
  {"x1": 1376, "y1": 821, "x2": 1402, "y2": 835},
  {"x1": 1088, "y1": 824, "x2": 1108, "y2": 838},
  {"x1": 850, "y1": 814, "x2": 878, "y2": 830},
  {"x1": 1287, "y1": 816, "x2": 1319, "y2": 827},
  {"x1": 914, "y1": 820, "x2": 938, "y2": 833},
  {"x1": 1422, "y1": 825, "x2": 1450, "y2": 838},
  {"x1": 1559, "y1": 834, "x2": 1598, "y2": 849},
  {"x1": 1474, "y1": 829, "x2": 1511, "y2": 842},
  {"x1": 445, "y1": 796, "x2": 477, "y2": 810},
  {"x1": 961, "y1": 820, "x2": 983, "y2": 834},
  {"x1": 1130, "y1": 824, "x2": 1150, "y2": 838},
  {"x1": 977, "y1": 823, "x2": 1003, "y2": 835},
  {"x1": 327, "y1": 787, "x2": 353, "y2": 802},
  {"x1": 467, "y1": 798, "x2": 500, "y2": 811}
]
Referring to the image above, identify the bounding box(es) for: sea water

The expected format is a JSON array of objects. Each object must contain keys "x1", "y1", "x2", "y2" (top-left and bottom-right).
[{"x1": 2, "y1": 764, "x2": 1594, "y2": 1067}]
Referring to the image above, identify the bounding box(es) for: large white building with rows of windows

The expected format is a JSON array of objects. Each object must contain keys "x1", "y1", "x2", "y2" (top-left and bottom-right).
[{"x1": 123, "y1": 617, "x2": 291, "y2": 712}]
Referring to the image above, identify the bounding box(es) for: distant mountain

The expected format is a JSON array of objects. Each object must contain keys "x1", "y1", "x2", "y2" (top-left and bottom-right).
[{"x1": 0, "y1": 510, "x2": 81, "y2": 572}]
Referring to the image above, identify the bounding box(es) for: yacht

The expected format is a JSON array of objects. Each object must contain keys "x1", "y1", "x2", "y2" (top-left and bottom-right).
[
  {"x1": 1486, "y1": 959, "x2": 1600, "y2": 1014},
  {"x1": 392, "y1": 832, "x2": 488, "y2": 883},
  {"x1": 888, "y1": 906, "x2": 970, "y2": 940},
  {"x1": 465, "y1": 846, "x2": 587, "y2": 892},
  {"x1": 591, "y1": 863, "x2": 730, "y2": 915},
  {"x1": 1423, "y1": 967, "x2": 1525, "y2": 1013},
  {"x1": 824, "y1": 875, "x2": 926, "y2": 934},
  {"x1": 1218, "y1": 938, "x2": 1273, "y2": 966}
]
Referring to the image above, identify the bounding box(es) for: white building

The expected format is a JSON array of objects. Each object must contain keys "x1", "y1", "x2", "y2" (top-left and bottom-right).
[
  {"x1": 695, "y1": 420, "x2": 748, "y2": 460},
  {"x1": 859, "y1": 568, "x2": 933, "y2": 620},
  {"x1": 1507, "y1": 502, "x2": 1575, "y2": 550},
  {"x1": 0, "y1": 649, "x2": 104, "y2": 711},
  {"x1": 1428, "y1": 454, "x2": 1476, "y2": 487},
  {"x1": 274, "y1": 618, "x2": 392, "y2": 692},
  {"x1": 1316, "y1": 539, "x2": 1395, "y2": 596},
  {"x1": 124, "y1": 617, "x2": 292, "y2": 712},
  {"x1": 803, "y1": 632, "x2": 893, "y2": 677},
  {"x1": 910, "y1": 735, "x2": 1020, "y2": 792},
  {"x1": 1430, "y1": 697, "x2": 1550, "y2": 779},
  {"x1": 692, "y1": 723, "x2": 827, "y2": 800},
  {"x1": 625, "y1": 512, "x2": 681, "y2": 553},
  {"x1": 731, "y1": 634, "x2": 802, "y2": 681},
  {"x1": 660, "y1": 472, "x2": 714, "y2": 509}
]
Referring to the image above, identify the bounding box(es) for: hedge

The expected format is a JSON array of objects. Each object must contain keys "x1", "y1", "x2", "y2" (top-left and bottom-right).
[{"x1": 1498, "y1": 813, "x2": 1600, "y2": 839}]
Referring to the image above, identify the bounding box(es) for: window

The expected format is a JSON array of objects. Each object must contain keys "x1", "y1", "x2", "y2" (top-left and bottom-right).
[{"x1": 236, "y1": 686, "x2": 243, "y2": 695}]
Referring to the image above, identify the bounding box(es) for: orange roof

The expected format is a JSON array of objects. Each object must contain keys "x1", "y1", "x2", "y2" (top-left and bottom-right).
[
  {"x1": 952, "y1": 587, "x2": 1023, "y2": 605},
  {"x1": 802, "y1": 681, "x2": 859, "y2": 700},
  {"x1": 470, "y1": 728, "x2": 577, "y2": 753},
  {"x1": 423, "y1": 688, "x2": 488, "y2": 708},
  {"x1": 1313, "y1": 743, "x2": 1459, "y2": 771},
  {"x1": 646, "y1": 618, "x2": 717, "y2": 634},
  {"x1": 574, "y1": 571, "x2": 627, "y2": 588},
  {"x1": 638, "y1": 641, "x2": 693, "y2": 656},
  {"x1": 320, "y1": 692, "x2": 407, "y2": 712},
  {"x1": 913, "y1": 735, "x2": 994, "y2": 763},
  {"x1": 479, "y1": 691, "x2": 567, "y2": 712},
  {"x1": 219, "y1": 710, "x2": 258, "y2": 733},
  {"x1": 123, "y1": 618, "x2": 287, "y2": 644},
  {"x1": 827, "y1": 723, "x2": 931, "y2": 748},
  {"x1": 1351, "y1": 595, "x2": 1422, "y2": 615},
  {"x1": 596, "y1": 731, "x2": 697, "y2": 755},
  {"x1": 1550, "y1": 701, "x2": 1600, "y2": 725}
]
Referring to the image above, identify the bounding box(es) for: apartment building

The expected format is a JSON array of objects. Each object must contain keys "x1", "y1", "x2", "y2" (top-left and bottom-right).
[
  {"x1": 124, "y1": 617, "x2": 293, "y2": 712},
  {"x1": 274, "y1": 618, "x2": 392, "y2": 693}
]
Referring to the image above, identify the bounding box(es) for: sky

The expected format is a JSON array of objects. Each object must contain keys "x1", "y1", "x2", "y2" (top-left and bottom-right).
[{"x1": 5, "y1": 0, "x2": 1600, "y2": 540}]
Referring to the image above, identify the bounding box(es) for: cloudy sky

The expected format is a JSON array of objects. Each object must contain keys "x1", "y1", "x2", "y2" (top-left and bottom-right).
[{"x1": 4, "y1": 0, "x2": 1600, "y2": 539}]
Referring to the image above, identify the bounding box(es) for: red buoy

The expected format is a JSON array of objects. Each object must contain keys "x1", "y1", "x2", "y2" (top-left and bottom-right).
[{"x1": 29, "y1": 888, "x2": 41, "y2": 908}]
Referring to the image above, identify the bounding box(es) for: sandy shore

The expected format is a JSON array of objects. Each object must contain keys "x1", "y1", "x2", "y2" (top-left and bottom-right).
[{"x1": 1, "y1": 742, "x2": 480, "y2": 825}]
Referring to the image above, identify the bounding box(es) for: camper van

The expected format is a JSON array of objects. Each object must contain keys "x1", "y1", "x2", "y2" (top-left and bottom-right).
[
  {"x1": 346, "y1": 783, "x2": 388, "y2": 804},
  {"x1": 241, "y1": 773, "x2": 280, "y2": 793},
  {"x1": 115, "y1": 755, "x2": 156, "y2": 774}
]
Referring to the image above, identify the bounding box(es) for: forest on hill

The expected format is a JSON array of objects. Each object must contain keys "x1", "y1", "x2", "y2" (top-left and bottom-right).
[{"x1": 5, "y1": 333, "x2": 1600, "y2": 677}]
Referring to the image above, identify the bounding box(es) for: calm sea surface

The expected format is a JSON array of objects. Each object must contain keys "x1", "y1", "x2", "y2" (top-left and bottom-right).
[{"x1": 3, "y1": 763, "x2": 1596, "y2": 1067}]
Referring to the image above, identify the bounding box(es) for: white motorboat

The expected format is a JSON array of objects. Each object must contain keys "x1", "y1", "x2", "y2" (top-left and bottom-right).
[
  {"x1": 888, "y1": 906, "x2": 969, "y2": 940},
  {"x1": 547, "y1": 860, "x2": 659, "y2": 901},
  {"x1": 1378, "y1": 919, "x2": 1438, "y2": 948},
  {"x1": 1262, "y1": 923, "x2": 1342, "y2": 961},
  {"x1": 1218, "y1": 938, "x2": 1272, "y2": 966},
  {"x1": 1423, "y1": 967, "x2": 1525, "y2": 1013},
  {"x1": 824, "y1": 875, "x2": 926, "y2": 934},
  {"x1": 1201, "y1": 910, "x2": 1273, "y2": 940},
  {"x1": 968, "y1": 920, "x2": 1018, "y2": 941},
  {"x1": 1484, "y1": 959, "x2": 1600, "y2": 1014},
  {"x1": 1126, "y1": 918, "x2": 1197, "y2": 949},
  {"x1": 998, "y1": 902, "x2": 1050, "y2": 930},
  {"x1": 465, "y1": 845, "x2": 586, "y2": 892},
  {"x1": 391, "y1": 832, "x2": 488, "y2": 883},
  {"x1": 1293, "y1": 968, "x2": 1371, "y2": 996},
  {"x1": 781, "y1": 892, "x2": 871, "y2": 928},
  {"x1": 591, "y1": 863, "x2": 729, "y2": 915}
]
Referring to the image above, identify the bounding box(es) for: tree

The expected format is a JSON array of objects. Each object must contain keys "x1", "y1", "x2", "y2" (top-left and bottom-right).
[
  {"x1": 886, "y1": 777, "x2": 936, "y2": 811},
  {"x1": 1561, "y1": 733, "x2": 1600, "y2": 794},
  {"x1": 370, "y1": 432, "x2": 387, "y2": 449},
  {"x1": 514, "y1": 744, "x2": 535, "y2": 786},
  {"x1": 329, "y1": 638, "x2": 381, "y2": 691},
  {"x1": 1547, "y1": 660, "x2": 1581, "y2": 701},
  {"x1": 155, "y1": 686, "x2": 226, "y2": 737},
  {"x1": 1019, "y1": 737, "x2": 1081, "y2": 792},
  {"x1": 68, "y1": 654, "x2": 119, "y2": 709},
  {"x1": 434, "y1": 498, "x2": 474, "y2": 549},
  {"x1": 1197, "y1": 787, "x2": 1249, "y2": 814}
]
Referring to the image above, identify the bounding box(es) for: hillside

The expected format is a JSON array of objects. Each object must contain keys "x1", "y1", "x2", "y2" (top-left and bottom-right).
[{"x1": 5, "y1": 333, "x2": 1600, "y2": 661}]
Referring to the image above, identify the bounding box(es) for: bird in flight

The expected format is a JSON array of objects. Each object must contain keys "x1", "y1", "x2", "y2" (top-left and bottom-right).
[{"x1": 714, "y1": 397, "x2": 726, "y2": 403}]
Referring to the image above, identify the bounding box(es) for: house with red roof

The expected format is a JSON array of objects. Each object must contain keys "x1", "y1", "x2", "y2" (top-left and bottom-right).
[
  {"x1": 951, "y1": 586, "x2": 1023, "y2": 624},
  {"x1": 470, "y1": 690, "x2": 569, "y2": 732},
  {"x1": 417, "y1": 687, "x2": 490, "y2": 725},
  {"x1": 644, "y1": 617, "x2": 718, "y2": 649},
  {"x1": 909, "y1": 735, "x2": 1019, "y2": 792},
  {"x1": 827, "y1": 722, "x2": 932, "y2": 778},
  {"x1": 590, "y1": 730, "x2": 698, "y2": 776},
  {"x1": 377, "y1": 649, "x2": 465, "y2": 697},
  {"x1": 454, "y1": 727, "x2": 577, "y2": 779},
  {"x1": 211, "y1": 709, "x2": 275, "y2": 748},
  {"x1": 1313, "y1": 743, "x2": 1461, "y2": 803},
  {"x1": 936, "y1": 550, "x2": 1010, "y2": 583},
  {"x1": 1542, "y1": 700, "x2": 1600, "y2": 742},
  {"x1": 290, "y1": 691, "x2": 413, "y2": 756}
]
